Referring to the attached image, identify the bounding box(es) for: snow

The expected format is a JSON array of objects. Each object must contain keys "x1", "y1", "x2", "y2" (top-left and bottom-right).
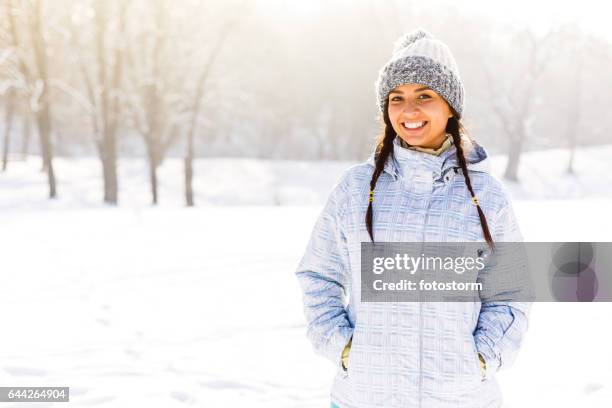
[
  {"x1": 0, "y1": 146, "x2": 611, "y2": 407},
  {"x1": 3, "y1": 143, "x2": 610, "y2": 210}
]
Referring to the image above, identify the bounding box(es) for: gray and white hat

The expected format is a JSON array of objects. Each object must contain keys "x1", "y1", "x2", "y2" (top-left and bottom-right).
[{"x1": 375, "y1": 29, "x2": 465, "y2": 117}]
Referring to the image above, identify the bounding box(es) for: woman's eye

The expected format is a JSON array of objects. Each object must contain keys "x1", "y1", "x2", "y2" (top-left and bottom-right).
[{"x1": 390, "y1": 94, "x2": 430, "y2": 102}]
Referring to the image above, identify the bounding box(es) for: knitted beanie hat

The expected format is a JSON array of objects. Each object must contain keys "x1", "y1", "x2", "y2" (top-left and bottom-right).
[{"x1": 374, "y1": 29, "x2": 465, "y2": 117}]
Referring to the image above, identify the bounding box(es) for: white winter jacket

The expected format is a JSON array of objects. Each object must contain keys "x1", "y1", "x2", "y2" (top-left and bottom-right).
[{"x1": 295, "y1": 136, "x2": 531, "y2": 408}]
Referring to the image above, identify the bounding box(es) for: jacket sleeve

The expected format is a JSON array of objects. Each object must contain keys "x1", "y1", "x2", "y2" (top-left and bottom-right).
[
  {"x1": 474, "y1": 198, "x2": 532, "y2": 380},
  {"x1": 295, "y1": 170, "x2": 354, "y2": 373}
]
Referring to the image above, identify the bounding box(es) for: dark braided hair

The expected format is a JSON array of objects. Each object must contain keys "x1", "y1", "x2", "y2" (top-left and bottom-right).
[
  {"x1": 365, "y1": 100, "x2": 495, "y2": 250},
  {"x1": 365, "y1": 100, "x2": 396, "y2": 243}
]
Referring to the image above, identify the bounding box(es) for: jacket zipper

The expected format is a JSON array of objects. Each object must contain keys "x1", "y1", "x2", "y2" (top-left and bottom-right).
[{"x1": 418, "y1": 176, "x2": 436, "y2": 408}]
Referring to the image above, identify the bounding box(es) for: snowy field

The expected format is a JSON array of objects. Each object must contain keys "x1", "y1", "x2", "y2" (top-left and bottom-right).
[{"x1": 1, "y1": 146, "x2": 612, "y2": 407}]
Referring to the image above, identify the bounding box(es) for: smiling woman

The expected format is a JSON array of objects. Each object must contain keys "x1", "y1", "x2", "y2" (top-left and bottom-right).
[{"x1": 295, "y1": 28, "x2": 531, "y2": 408}]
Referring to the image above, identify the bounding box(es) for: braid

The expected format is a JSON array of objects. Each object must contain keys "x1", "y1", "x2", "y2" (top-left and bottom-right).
[
  {"x1": 366, "y1": 100, "x2": 396, "y2": 242},
  {"x1": 447, "y1": 116, "x2": 495, "y2": 250}
]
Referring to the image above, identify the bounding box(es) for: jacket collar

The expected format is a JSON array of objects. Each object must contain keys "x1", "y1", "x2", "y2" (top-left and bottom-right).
[{"x1": 366, "y1": 135, "x2": 491, "y2": 181}]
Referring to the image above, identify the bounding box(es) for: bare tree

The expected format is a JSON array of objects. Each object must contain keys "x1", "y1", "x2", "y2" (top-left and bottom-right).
[
  {"x1": 552, "y1": 24, "x2": 608, "y2": 175},
  {"x1": 123, "y1": 0, "x2": 180, "y2": 205},
  {"x1": 1, "y1": 0, "x2": 23, "y2": 171},
  {"x1": 0, "y1": 3, "x2": 17, "y2": 171},
  {"x1": 93, "y1": 0, "x2": 124, "y2": 203},
  {"x1": 561, "y1": 27, "x2": 584, "y2": 175},
  {"x1": 6, "y1": 0, "x2": 57, "y2": 197},
  {"x1": 1, "y1": 88, "x2": 15, "y2": 171},
  {"x1": 483, "y1": 28, "x2": 556, "y2": 181},
  {"x1": 183, "y1": 11, "x2": 240, "y2": 207},
  {"x1": 70, "y1": 0, "x2": 126, "y2": 204}
]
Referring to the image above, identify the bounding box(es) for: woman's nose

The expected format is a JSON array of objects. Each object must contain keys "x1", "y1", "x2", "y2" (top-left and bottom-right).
[{"x1": 402, "y1": 101, "x2": 420, "y2": 116}]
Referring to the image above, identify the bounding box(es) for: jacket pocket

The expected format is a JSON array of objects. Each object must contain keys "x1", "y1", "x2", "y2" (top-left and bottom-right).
[
  {"x1": 345, "y1": 323, "x2": 363, "y2": 379},
  {"x1": 340, "y1": 335, "x2": 352, "y2": 377}
]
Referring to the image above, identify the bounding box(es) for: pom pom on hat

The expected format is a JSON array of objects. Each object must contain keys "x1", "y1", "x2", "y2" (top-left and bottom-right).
[{"x1": 392, "y1": 29, "x2": 432, "y2": 55}]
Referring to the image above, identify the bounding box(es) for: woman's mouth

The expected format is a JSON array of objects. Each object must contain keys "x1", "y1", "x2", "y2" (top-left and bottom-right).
[{"x1": 401, "y1": 121, "x2": 428, "y2": 133}]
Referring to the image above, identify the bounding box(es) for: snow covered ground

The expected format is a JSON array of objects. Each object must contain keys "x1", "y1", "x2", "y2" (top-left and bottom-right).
[{"x1": 1, "y1": 146, "x2": 611, "y2": 407}]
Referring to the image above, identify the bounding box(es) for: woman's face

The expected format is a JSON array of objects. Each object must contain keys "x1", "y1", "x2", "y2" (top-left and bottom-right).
[{"x1": 387, "y1": 83, "x2": 452, "y2": 149}]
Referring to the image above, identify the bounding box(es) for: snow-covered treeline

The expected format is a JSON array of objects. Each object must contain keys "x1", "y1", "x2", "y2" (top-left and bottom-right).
[{"x1": 1, "y1": 0, "x2": 611, "y2": 204}]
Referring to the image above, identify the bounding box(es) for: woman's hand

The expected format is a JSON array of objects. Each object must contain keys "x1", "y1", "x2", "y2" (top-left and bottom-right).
[
  {"x1": 478, "y1": 352, "x2": 487, "y2": 380},
  {"x1": 341, "y1": 336, "x2": 353, "y2": 371}
]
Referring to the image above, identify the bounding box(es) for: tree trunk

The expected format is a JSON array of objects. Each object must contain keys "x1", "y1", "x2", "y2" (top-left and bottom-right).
[
  {"x1": 567, "y1": 145, "x2": 575, "y2": 175},
  {"x1": 567, "y1": 58, "x2": 582, "y2": 175},
  {"x1": 94, "y1": 0, "x2": 121, "y2": 205},
  {"x1": 36, "y1": 107, "x2": 57, "y2": 197},
  {"x1": 185, "y1": 131, "x2": 194, "y2": 207},
  {"x1": 566, "y1": 119, "x2": 577, "y2": 175},
  {"x1": 31, "y1": 0, "x2": 57, "y2": 198},
  {"x1": 2, "y1": 89, "x2": 15, "y2": 171},
  {"x1": 21, "y1": 113, "x2": 31, "y2": 159},
  {"x1": 102, "y1": 142, "x2": 118, "y2": 204},
  {"x1": 503, "y1": 131, "x2": 524, "y2": 181},
  {"x1": 101, "y1": 140, "x2": 119, "y2": 205},
  {"x1": 146, "y1": 142, "x2": 160, "y2": 205},
  {"x1": 149, "y1": 155, "x2": 159, "y2": 205}
]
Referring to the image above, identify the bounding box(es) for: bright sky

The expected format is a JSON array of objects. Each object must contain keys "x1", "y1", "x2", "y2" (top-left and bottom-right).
[
  {"x1": 258, "y1": 0, "x2": 612, "y2": 41},
  {"x1": 454, "y1": 0, "x2": 612, "y2": 39}
]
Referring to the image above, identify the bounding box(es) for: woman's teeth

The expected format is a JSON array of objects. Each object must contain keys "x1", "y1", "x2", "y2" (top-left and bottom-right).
[{"x1": 402, "y1": 121, "x2": 426, "y2": 129}]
